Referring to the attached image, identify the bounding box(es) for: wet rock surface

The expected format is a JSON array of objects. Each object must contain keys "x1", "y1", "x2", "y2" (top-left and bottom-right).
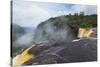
[{"x1": 23, "y1": 38, "x2": 97, "y2": 65}]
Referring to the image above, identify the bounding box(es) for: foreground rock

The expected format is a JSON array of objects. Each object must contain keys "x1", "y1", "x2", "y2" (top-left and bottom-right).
[{"x1": 20, "y1": 38, "x2": 97, "y2": 65}]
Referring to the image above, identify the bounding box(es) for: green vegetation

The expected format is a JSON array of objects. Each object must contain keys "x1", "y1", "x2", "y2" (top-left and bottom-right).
[
  {"x1": 66, "y1": 12, "x2": 97, "y2": 35},
  {"x1": 66, "y1": 12, "x2": 97, "y2": 29}
]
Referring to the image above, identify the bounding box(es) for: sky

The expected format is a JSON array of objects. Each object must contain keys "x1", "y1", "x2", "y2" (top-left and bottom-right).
[{"x1": 12, "y1": 1, "x2": 97, "y2": 27}]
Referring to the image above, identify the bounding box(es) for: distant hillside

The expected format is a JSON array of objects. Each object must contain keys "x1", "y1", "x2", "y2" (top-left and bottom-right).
[{"x1": 12, "y1": 24, "x2": 25, "y2": 41}]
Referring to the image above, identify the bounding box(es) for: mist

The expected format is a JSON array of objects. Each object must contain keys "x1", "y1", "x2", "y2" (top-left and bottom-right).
[
  {"x1": 12, "y1": 26, "x2": 35, "y2": 57},
  {"x1": 15, "y1": 27, "x2": 34, "y2": 46},
  {"x1": 33, "y1": 16, "x2": 77, "y2": 43}
]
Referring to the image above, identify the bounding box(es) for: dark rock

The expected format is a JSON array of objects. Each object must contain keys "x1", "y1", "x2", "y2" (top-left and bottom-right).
[{"x1": 23, "y1": 38, "x2": 97, "y2": 65}]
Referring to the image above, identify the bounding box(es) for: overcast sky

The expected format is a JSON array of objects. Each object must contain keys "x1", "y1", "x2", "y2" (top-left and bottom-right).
[{"x1": 12, "y1": 1, "x2": 97, "y2": 27}]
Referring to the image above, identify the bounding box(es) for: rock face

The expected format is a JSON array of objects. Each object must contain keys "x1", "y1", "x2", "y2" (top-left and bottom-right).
[
  {"x1": 22, "y1": 38, "x2": 97, "y2": 65},
  {"x1": 33, "y1": 16, "x2": 77, "y2": 43}
]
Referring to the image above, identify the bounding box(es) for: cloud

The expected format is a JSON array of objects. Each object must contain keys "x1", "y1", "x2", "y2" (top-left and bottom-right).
[
  {"x1": 51, "y1": 4, "x2": 97, "y2": 16},
  {"x1": 13, "y1": 1, "x2": 51, "y2": 27},
  {"x1": 13, "y1": 1, "x2": 97, "y2": 27},
  {"x1": 71, "y1": 5, "x2": 97, "y2": 15}
]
